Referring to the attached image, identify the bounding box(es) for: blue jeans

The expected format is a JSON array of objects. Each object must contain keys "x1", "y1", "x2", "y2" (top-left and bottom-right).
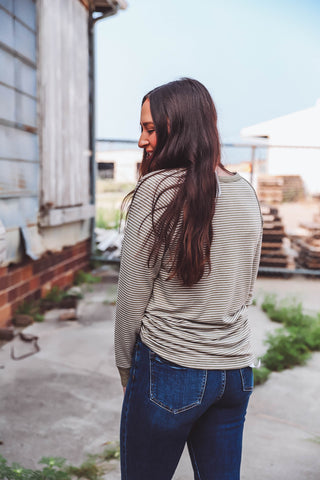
[{"x1": 120, "y1": 338, "x2": 253, "y2": 480}]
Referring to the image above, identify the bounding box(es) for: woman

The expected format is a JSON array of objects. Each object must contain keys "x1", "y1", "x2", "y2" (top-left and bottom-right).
[{"x1": 115, "y1": 78, "x2": 263, "y2": 480}]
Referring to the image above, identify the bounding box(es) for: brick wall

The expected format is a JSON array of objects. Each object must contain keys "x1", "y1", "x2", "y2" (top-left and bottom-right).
[{"x1": 0, "y1": 239, "x2": 91, "y2": 327}]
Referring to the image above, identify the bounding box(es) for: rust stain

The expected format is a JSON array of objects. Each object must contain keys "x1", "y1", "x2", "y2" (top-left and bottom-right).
[
  {"x1": 18, "y1": 174, "x2": 26, "y2": 190},
  {"x1": 22, "y1": 125, "x2": 37, "y2": 134}
]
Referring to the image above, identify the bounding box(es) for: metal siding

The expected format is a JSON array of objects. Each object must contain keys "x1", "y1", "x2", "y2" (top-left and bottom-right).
[
  {"x1": 0, "y1": 0, "x2": 38, "y2": 211},
  {"x1": 39, "y1": 0, "x2": 90, "y2": 209},
  {"x1": 15, "y1": 58, "x2": 37, "y2": 96},
  {"x1": 0, "y1": 84, "x2": 15, "y2": 123},
  {"x1": 0, "y1": 124, "x2": 38, "y2": 161},
  {"x1": 0, "y1": 197, "x2": 38, "y2": 228},
  {"x1": 0, "y1": 0, "x2": 13, "y2": 12},
  {"x1": 16, "y1": 91, "x2": 37, "y2": 128},
  {"x1": 14, "y1": 0, "x2": 36, "y2": 30},
  {"x1": 14, "y1": 18, "x2": 36, "y2": 62},
  {"x1": 0, "y1": 8, "x2": 14, "y2": 48},
  {"x1": 0, "y1": 49, "x2": 15, "y2": 86},
  {"x1": 0, "y1": 160, "x2": 38, "y2": 197}
]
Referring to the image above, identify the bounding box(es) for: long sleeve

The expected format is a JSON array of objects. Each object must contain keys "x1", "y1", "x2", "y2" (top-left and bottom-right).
[
  {"x1": 246, "y1": 223, "x2": 263, "y2": 307},
  {"x1": 114, "y1": 177, "x2": 163, "y2": 386}
]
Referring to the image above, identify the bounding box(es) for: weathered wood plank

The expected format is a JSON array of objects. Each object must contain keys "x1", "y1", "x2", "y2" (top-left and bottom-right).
[{"x1": 38, "y1": 0, "x2": 90, "y2": 209}]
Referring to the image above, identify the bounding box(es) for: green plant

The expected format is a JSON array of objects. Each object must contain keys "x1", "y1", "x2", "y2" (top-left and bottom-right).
[
  {"x1": 87, "y1": 442, "x2": 120, "y2": 463},
  {"x1": 43, "y1": 286, "x2": 66, "y2": 304},
  {"x1": 74, "y1": 270, "x2": 101, "y2": 286},
  {"x1": 100, "y1": 442, "x2": 120, "y2": 461},
  {"x1": 15, "y1": 300, "x2": 44, "y2": 323},
  {"x1": 0, "y1": 448, "x2": 118, "y2": 480},
  {"x1": 0, "y1": 455, "x2": 70, "y2": 480},
  {"x1": 253, "y1": 366, "x2": 271, "y2": 386},
  {"x1": 262, "y1": 328, "x2": 311, "y2": 371},
  {"x1": 95, "y1": 208, "x2": 121, "y2": 230},
  {"x1": 65, "y1": 459, "x2": 104, "y2": 480},
  {"x1": 255, "y1": 294, "x2": 320, "y2": 386},
  {"x1": 261, "y1": 293, "x2": 277, "y2": 318}
]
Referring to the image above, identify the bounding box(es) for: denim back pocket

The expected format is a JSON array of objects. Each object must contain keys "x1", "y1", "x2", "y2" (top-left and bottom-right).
[
  {"x1": 240, "y1": 366, "x2": 254, "y2": 392},
  {"x1": 149, "y1": 352, "x2": 207, "y2": 414}
]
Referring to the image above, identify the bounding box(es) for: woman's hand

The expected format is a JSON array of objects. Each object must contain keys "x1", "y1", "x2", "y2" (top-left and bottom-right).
[{"x1": 123, "y1": 386, "x2": 126, "y2": 395}]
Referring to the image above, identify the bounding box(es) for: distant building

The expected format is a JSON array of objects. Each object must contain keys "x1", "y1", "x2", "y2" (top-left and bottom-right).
[
  {"x1": 241, "y1": 100, "x2": 320, "y2": 194},
  {"x1": 96, "y1": 142, "x2": 141, "y2": 183}
]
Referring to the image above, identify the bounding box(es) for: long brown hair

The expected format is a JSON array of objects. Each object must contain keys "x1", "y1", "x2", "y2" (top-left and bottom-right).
[{"x1": 126, "y1": 78, "x2": 223, "y2": 287}]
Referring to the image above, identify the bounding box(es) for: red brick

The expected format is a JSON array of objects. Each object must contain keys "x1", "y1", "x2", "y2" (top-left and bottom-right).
[
  {"x1": 29, "y1": 276, "x2": 40, "y2": 291},
  {"x1": 40, "y1": 271, "x2": 54, "y2": 284},
  {"x1": 11, "y1": 301, "x2": 20, "y2": 315},
  {"x1": 55, "y1": 265, "x2": 65, "y2": 276},
  {"x1": 0, "y1": 275, "x2": 9, "y2": 291},
  {"x1": 21, "y1": 264, "x2": 33, "y2": 281},
  {"x1": 0, "y1": 292, "x2": 8, "y2": 307},
  {"x1": 41, "y1": 283, "x2": 52, "y2": 297},
  {"x1": 8, "y1": 269, "x2": 22, "y2": 287},
  {"x1": 18, "y1": 282, "x2": 30, "y2": 297},
  {"x1": 0, "y1": 304, "x2": 12, "y2": 327},
  {"x1": 52, "y1": 277, "x2": 67, "y2": 289},
  {"x1": 8, "y1": 286, "x2": 19, "y2": 302},
  {"x1": 0, "y1": 266, "x2": 8, "y2": 277}
]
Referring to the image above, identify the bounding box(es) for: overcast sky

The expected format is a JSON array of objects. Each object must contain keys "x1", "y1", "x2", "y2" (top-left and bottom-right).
[{"x1": 95, "y1": 0, "x2": 320, "y2": 143}]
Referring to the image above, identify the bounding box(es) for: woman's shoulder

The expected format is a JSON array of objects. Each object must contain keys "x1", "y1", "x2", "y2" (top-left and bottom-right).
[
  {"x1": 137, "y1": 168, "x2": 186, "y2": 192},
  {"x1": 131, "y1": 168, "x2": 185, "y2": 210}
]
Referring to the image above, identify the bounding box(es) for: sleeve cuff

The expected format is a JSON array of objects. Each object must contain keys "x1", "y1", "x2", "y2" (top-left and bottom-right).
[{"x1": 118, "y1": 367, "x2": 131, "y2": 387}]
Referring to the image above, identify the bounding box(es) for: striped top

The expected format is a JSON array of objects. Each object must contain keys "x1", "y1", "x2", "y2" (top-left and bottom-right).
[{"x1": 114, "y1": 169, "x2": 263, "y2": 387}]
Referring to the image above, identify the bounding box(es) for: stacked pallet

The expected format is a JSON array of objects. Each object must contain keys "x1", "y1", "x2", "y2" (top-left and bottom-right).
[
  {"x1": 257, "y1": 175, "x2": 305, "y2": 204},
  {"x1": 295, "y1": 235, "x2": 320, "y2": 270},
  {"x1": 257, "y1": 177, "x2": 283, "y2": 204},
  {"x1": 260, "y1": 204, "x2": 290, "y2": 268},
  {"x1": 295, "y1": 200, "x2": 320, "y2": 269}
]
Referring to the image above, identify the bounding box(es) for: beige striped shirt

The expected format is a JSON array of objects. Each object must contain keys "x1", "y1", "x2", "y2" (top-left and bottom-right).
[{"x1": 114, "y1": 169, "x2": 263, "y2": 386}]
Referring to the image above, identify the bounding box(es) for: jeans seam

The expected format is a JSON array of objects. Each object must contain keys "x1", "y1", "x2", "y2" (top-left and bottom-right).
[
  {"x1": 240, "y1": 367, "x2": 254, "y2": 391},
  {"x1": 121, "y1": 341, "x2": 140, "y2": 480},
  {"x1": 215, "y1": 370, "x2": 226, "y2": 402},
  {"x1": 188, "y1": 438, "x2": 202, "y2": 480}
]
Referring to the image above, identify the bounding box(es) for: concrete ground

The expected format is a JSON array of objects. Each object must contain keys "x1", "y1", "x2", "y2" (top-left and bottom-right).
[{"x1": 0, "y1": 271, "x2": 320, "y2": 479}]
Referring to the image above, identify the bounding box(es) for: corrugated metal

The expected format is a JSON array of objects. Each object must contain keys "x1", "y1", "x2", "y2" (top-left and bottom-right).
[
  {"x1": 38, "y1": 0, "x2": 90, "y2": 210},
  {"x1": 0, "y1": 124, "x2": 38, "y2": 163},
  {"x1": 0, "y1": 1, "x2": 38, "y2": 196},
  {"x1": 0, "y1": 0, "x2": 38, "y2": 265},
  {"x1": 0, "y1": 0, "x2": 13, "y2": 13}
]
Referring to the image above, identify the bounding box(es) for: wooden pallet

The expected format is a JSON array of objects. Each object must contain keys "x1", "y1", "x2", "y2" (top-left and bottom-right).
[{"x1": 259, "y1": 204, "x2": 290, "y2": 269}]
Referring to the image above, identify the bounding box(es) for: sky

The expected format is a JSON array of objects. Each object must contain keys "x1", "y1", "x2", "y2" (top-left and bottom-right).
[{"x1": 95, "y1": 0, "x2": 320, "y2": 144}]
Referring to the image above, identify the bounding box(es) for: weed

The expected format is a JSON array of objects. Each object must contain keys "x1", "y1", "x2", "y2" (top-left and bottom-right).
[
  {"x1": 43, "y1": 286, "x2": 66, "y2": 304},
  {"x1": 253, "y1": 366, "x2": 271, "y2": 386},
  {"x1": 15, "y1": 300, "x2": 43, "y2": 323},
  {"x1": 262, "y1": 328, "x2": 311, "y2": 371},
  {"x1": 34, "y1": 313, "x2": 45, "y2": 323},
  {"x1": 96, "y1": 208, "x2": 121, "y2": 230},
  {"x1": 261, "y1": 293, "x2": 277, "y2": 319},
  {"x1": 0, "y1": 447, "x2": 119, "y2": 480},
  {"x1": 74, "y1": 270, "x2": 101, "y2": 286},
  {"x1": 251, "y1": 298, "x2": 257, "y2": 306},
  {"x1": 256, "y1": 294, "x2": 320, "y2": 385},
  {"x1": 66, "y1": 459, "x2": 104, "y2": 480},
  {"x1": 99, "y1": 442, "x2": 120, "y2": 461}
]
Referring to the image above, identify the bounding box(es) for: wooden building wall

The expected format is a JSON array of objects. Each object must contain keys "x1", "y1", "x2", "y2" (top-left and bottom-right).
[{"x1": 38, "y1": 0, "x2": 92, "y2": 224}]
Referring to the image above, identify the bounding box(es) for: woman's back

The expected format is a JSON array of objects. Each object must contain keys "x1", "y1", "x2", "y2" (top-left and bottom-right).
[{"x1": 115, "y1": 168, "x2": 262, "y2": 372}]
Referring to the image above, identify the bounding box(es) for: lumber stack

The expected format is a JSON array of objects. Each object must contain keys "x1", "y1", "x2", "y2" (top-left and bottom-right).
[
  {"x1": 260, "y1": 204, "x2": 290, "y2": 268},
  {"x1": 257, "y1": 175, "x2": 305, "y2": 204},
  {"x1": 294, "y1": 200, "x2": 320, "y2": 269},
  {"x1": 295, "y1": 235, "x2": 320, "y2": 270}
]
